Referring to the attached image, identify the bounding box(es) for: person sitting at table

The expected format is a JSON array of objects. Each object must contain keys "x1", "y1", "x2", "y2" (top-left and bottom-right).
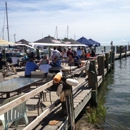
[
  {"x1": 39, "y1": 63, "x2": 51, "y2": 78},
  {"x1": 25, "y1": 55, "x2": 38, "y2": 77},
  {"x1": 73, "y1": 51, "x2": 81, "y2": 66},
  {"x1": 50, "y1": 55, "x2": 61, "y2": 67},
  {"x1": 86, "y1": 50, "x2": 91, "y2": 58},
  {"x1": 91, "y1": 49, "x2": 96, "y2": 57},
  {"x1": 38, "y1": 55, "x2": 49, "y2": 66},
  {"x1": 68, "y1": 52, "x2": 75, "y2": 66},
  {"x1": 80, "y1": 50, "x2": 87, "y2": 60}
]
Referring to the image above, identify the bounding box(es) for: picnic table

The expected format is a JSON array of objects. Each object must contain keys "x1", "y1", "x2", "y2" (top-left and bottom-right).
[{"x1": 0, "y1": 78, "x2": 41, "y2": 98}]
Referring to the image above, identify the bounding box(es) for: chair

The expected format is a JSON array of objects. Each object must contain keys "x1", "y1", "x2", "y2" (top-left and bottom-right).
[
  {"x1": 26, "y1": 71, "x2": 45, "y2": 115},
  {"x1": 26, "y1": 72, "x2": 54, "y2": 115},
  {"x1": 31, "y1": 71, "x2": 45, "y2": 87},
  {"x1": 0, "y1": 95, "x2": 28, "y2": 130},
  {"x1": 26, "y1": 92, "x2": 43, "y2": 116},
  {"x1": 42, "y1": 73, "x2": 55, "y2": 104}
]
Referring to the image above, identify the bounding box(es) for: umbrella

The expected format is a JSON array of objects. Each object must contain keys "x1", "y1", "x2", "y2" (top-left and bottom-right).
[
  {"x1": 34, "y1": 35, "x2": 61, "y2": 43},
  {"x1": 76, "y1": 37, "x2": 92, "y2": 47},
  {"x1": 88, "y1": 38, "x2": 101, "y2": 47},
  {"x1": 0, "y1": 38, "x2": 14, "y2": 45}
]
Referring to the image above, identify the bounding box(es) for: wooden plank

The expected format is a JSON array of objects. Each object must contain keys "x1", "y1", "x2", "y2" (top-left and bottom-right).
[
  {"x1": 74, "y1": 91, "x2": 91, "y2": 118},
  {"x1": 74, "y1": 103, "x2": 79, "y2": 108},
  {"x1": 24, "y1": 99, "x2": 60, "y2": 130},
  {"x1": 97, "y1": 76, "x2": 103, "y2": 87},
  {"x1": 0, "y1": 80, "x2": 53, "y2": 115}
]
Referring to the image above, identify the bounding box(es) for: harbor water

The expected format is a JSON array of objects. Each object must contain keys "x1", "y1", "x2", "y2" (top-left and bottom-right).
[{"x1": 100, "y1": 56, "x2": 130, "y2": 130}]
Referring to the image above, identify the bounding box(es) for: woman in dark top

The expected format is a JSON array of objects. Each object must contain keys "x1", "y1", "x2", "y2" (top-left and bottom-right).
[
  {"x1": 68, "y1": 52, "x2": 75, "y2": 66},
  {"x1": 80, "y1": 50, "x2": 87, "y2": 60}
]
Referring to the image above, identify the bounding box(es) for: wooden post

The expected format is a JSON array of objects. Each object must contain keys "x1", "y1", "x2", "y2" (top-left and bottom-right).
[
  {"x1": 109, "y1": 51, "x2": 112, "y2": 71},
  {"x1": 111, "y1": 51, "x2": 115, "y2": 69},
  {"x1": 105, "y1": 53, "x2": 109, "y2": 72},
  {"x1": 48, "y1": 46, "x2": 51, "y2": 58},
  {"x1": 119, "y1": 46, "x2": 122, "y2": 59},
  {"x1": 116, "y1": 46, "x2": 118, "y2": 53},
  {"x1": 36, "y1": 48, "x2": 40, "y2": 57},
  {"x1": 104, "y1": 46, "x2": 106, "y2": 52},
  {"x1": 61, "y1": 78, "x2": 75, "y2": 130},
  {"x1": 111, "y1": 46, "x2": 115, "y2": 53},
  {"x1": 125, "y1": 45, "x2": 127, "y2": 57},
  {"x1": 24, "y1": 46, "x2": 27, "y2": 53},
  {"x1": 98, "y1": 55, "x2": 105, "y2": 80},
  {"x1": 88, "y1": 60, "x2": 97, "y2": 106},
  {"x1": 65, "y1": 87, "x2": 75, "y2": 129},
  {"x1": 2, "y1": 49, "x2": 6, "y2": 60}
]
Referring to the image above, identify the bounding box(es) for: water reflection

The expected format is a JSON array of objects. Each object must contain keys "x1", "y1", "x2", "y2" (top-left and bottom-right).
[{"x1": 103, "y1": 57, "x2": 130, "y2": 130}]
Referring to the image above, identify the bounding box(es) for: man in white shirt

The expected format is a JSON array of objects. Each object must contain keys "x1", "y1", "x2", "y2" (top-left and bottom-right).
[
  {"x1": 51, "y1": 47, "x2": 61, "y2": 60},
  {"x1": 39, "y1": 64, "x2": 51, "y2": 78}
]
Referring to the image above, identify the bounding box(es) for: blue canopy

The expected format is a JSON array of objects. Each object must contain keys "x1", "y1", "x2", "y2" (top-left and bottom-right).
[
  {"x1": 88, "y1": 38, "x2": 101, "y2": 47},
  {"x1": 76, "y1": 37, "x2": 92, "y2": 47}
]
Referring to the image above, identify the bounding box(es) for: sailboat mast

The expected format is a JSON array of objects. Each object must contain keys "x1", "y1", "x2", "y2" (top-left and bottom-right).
[
  {"x1": 56, "y1": 26, "x2": 58, "y2": 39},
  {"x1": 5, "y1": 2, "x2": 10, "y2": 41}
]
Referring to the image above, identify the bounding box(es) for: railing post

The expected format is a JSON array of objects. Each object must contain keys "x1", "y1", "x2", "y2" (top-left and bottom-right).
[
  {"x1": 119, "y1": 46, "x2": 122, "y2": 59},
  {"x1": 105, "y1": 53, "x2": 109, "y2": 72},
  {"x1": 125, "y1": 45, "x2": 127, "y2": 57},
  {"x1": 98, "y1": 55, "x2": 105, "y2": 80},
  {"x1": 61, "y1": 79, "x2": 75, "y2": 130},
  {"x1": 116, "y1": 46, "x2": 119, "y2": 53},
  {"x1": 104, "y1": 46, "x2": 106, "y2": 52},
  {"x1": 111, "y1": 51, "x2": 115, "y2": 69},
  {"x1": 88, "y1": 60, "x2": 97, "y2": 106},
  {"x1": 109, "y1": 51, "x2": 112, "y2": 71}
]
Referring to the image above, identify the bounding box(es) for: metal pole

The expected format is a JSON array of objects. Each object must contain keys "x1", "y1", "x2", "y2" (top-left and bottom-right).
[
  {"x1": 13, "y1": 34, "x2": 16, "y2": 42},
  {"x1": 5, "y1": 2, "x2": 10, "y2": 41}
]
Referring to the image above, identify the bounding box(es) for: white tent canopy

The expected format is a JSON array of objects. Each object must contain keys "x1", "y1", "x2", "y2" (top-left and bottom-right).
[{"x1": 30, "y1": 42, "x2": 87, "y2": 48}]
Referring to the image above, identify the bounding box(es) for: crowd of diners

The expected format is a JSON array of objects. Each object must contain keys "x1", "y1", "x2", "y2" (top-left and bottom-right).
[{"x1": 0, "y1": 46, "x2": 97, "y2": 78}]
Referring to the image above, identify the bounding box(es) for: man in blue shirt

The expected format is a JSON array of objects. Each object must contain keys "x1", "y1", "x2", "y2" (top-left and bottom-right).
[
  {"x1": 50, "y1": 56, "x2": 61, "y2": 67},
  {"x1": 25, "y1": 55, "x2": 38, "y2": 77}
]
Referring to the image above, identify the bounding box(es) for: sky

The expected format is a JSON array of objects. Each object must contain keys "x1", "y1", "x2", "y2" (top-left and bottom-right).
[{"x1": 0, "y1": 0, "x2": 130, "y2": 45}]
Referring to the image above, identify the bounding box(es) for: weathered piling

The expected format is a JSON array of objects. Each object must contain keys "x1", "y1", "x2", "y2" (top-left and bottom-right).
[
  {"x1": 125, "y1": 45, "x2": 127, "y2": 57},
  {"x1": 119, "y1": 46, "x2": 122, "y2": 59},
  {"x1": 65, "y1": 86, "x2": 75, "y2": 130},
  {"x1": 88, "y1": 60, "x2": 97, "y2": 106},
  {"x1": 104, "y1": 46, "x2": 106, "y2": 52},
  {"x1": 109, "y1": 51, "x2": 112, "y2": 71},
  {"x1": 111, "y1": 51, "x2": 115, "y2": 69},
  {"x1": 105, "y1": 53, "x2": 109, "y2": 72},
  {"x1": 61, "y1": 79, "x2": 75, "y2": 130},
  {"x1": 98, "y1": 55, "x2": 105, "y2": 80},
  {"x1": 116, "y1": 46, "x2": 119, "y2": 53}
]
